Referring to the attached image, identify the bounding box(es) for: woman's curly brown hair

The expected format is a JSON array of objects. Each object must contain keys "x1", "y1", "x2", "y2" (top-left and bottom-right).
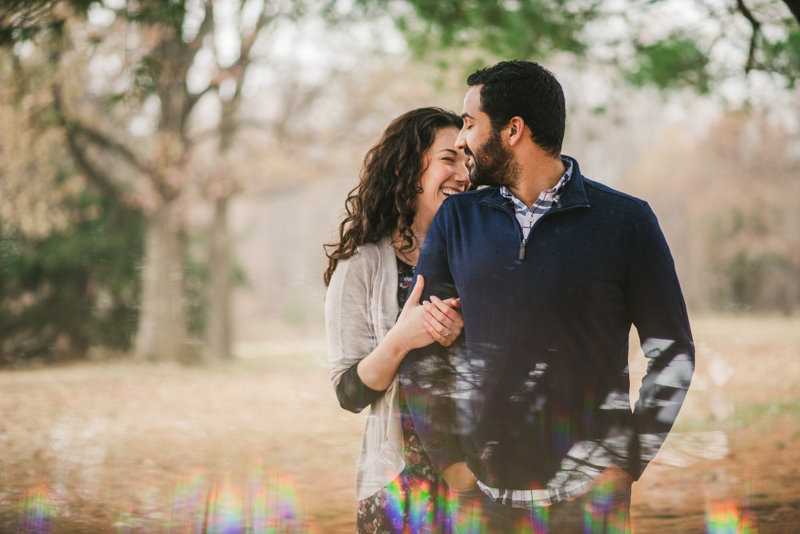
[{"x1": 324, "y1": 108, "x2": 463, "y2": 286}]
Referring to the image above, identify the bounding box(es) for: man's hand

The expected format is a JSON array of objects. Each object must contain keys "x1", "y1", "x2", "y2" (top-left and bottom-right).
[
  {"x1": 422, "y1": 296, "x2": 464, "y2": 347},
  {"x1": 441, "y1": 462, "x2": 477, "y2": 490},
  {"x1": 593, "y1": 465, "x2": 634, "y2": 493}
]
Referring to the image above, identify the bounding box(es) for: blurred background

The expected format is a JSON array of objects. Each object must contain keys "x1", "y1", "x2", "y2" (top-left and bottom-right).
[{"x1": 1, "y1": 0, "x2": 799, "y2": 532}]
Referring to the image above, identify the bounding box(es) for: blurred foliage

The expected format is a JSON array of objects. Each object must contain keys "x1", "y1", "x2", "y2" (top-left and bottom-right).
[
  {"x1": 620, "y1": 110, "x2": 800, "y2": 314},
  {"x1": 707, "y1": 207, "x2": 799, "y2": 313},
  {"x1": 0, "y1": 0, "x2": 191, "y2": 48},
  {"x1": 0, "y1": 13, "x2": 147, "y2": 364},
  {"x1": 760, "y1": 25, "x2": 800, "y2": 86},
  {"x1": 626, "y1": 34, "x2": 711, "y2": 94},
  {"x1": 345, "y1": 0, "x2": 592, "y2": 73},
  {"x1": 0, "y1": 0, "x2": 92, "y2": 47},
  {"x1": 394, "y1": 0, "x2": 589, "y2": 61},
  {"x1": 0, "y1": 189, "x2": 144, "y2": 364},
  {"x1": 360, "y1": 0, "x2": 800, "y2": 92}
]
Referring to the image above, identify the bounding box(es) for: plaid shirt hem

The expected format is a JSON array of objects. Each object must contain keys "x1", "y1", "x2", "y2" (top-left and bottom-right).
[{"x1": 475, "y1": 478, "x2": 591, "y2": 508}]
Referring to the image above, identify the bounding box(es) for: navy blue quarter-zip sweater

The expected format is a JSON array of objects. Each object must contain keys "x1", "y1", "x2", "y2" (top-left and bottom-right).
[{"x1": 399, "y1": 156, "x2": 694, "y2": 491}]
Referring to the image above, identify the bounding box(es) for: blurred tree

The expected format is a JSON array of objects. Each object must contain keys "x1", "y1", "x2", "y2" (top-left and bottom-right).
[
  {"x1": 2, "y1": 0, "x2": 317, "y2": 362},
  {"x1": 619, "y1": 110, "x2": 800, "y2": 314},
  {"x1": 0, "y1": 193, "x2": 144, "y2": 363},
  {"x1": 198, "y1": 1, "x2": 298, "y2": 362},
  {"x1": 0, "y1": 21, "x2": 144, "y2": 363},
  {"x1": 2, "y1": 0, "x2": 369, "y2": 361},
  {"x1": 365, "y1": 0, "x2": 799, "y2": 91}
]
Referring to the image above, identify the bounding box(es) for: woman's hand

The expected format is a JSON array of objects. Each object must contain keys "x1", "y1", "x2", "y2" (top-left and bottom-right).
[
  {"x1": 388, "y1": 275, "x2": 437, "y2": 352},
  {"x1": 389, "y1": 274, "x2": 464, "y2": 354},
  {"x1": 422, "y1": 296, "x2": 463, "y2": 347},
  {"x1": 358, "y1": 275, "x2": 462, "y2": 391}
]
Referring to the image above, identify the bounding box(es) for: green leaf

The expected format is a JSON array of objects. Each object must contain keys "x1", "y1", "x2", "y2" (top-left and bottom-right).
[{"x1": 627, "y1": 34, "x2": 711, "y2": 94}]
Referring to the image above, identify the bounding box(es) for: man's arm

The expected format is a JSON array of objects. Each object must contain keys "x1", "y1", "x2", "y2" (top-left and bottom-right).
[
  {"x1": 399, "y1": 202, "x2": 469, "y2": 482},
  {"x1": 625, "y1": 202, "x2": 695, "y2": 480}
]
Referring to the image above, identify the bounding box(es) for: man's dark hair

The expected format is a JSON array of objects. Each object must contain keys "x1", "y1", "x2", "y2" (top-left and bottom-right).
[{"x1": 467, "y1": 60, "x2": 565, "y2": 157}]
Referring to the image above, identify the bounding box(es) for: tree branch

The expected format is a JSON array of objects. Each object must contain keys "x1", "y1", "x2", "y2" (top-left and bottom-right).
[
  {"x1": 736, "y1": 0, "x2": 761, "y2": 73},
  {"x1": 52, "y1": 85, "x2": 167, "y2": 207},
  {"x1": 181, "y1": 82, "x2": 218, "y2": 145},
  {"x1": 188, "y1": 0, "x2": 215, "y2": 52},
  {"x1": 240, "y1": 7, "x2": 278, "y2": 61},
  {"x1": 780, "y1": 0, "x2": 800, "y2": 24},
  {"x1": 187, "y1": 127, "x2": 221, "y2": 145},
  {"x1": 69, "y1": 121, "x2": 154, "y2": 177},
  {"x1": 52, "y1": 85, "x2": 127, "y2": 201}
]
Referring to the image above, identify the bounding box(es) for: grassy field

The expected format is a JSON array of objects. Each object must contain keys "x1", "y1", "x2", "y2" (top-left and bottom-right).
[{"x1": 1, "y1": 315, "x2": 799, "y2": 533}]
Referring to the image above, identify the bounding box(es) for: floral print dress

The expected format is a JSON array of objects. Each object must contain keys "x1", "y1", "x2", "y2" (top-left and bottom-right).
[{"x1": 355, "y1": 257, "x2": 450, "y2": 534}]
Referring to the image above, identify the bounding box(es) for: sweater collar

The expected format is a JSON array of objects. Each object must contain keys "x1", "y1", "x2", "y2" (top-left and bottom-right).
[{"x1": 480, "y1": 155, "x2": 590, "y2": 213}]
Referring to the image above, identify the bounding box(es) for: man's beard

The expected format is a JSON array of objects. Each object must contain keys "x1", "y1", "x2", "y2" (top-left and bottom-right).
[{"x1": 465, "y1": 128, "x2": 520, "y2": 187}]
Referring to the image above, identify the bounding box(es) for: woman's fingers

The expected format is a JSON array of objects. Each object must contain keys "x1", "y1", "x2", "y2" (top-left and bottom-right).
[
  {"x1": 423, "y1": 301, "x2": 452, "y2": 330},
  {"x1": 442, "y1": 297, "x2": 461, "y2": 310},
  {"x1": 429, "y1": 296, "x2": 461, "y2": 324},
  {"x1": 424, "y1": 320, "x2": 449, "y2": 346}
]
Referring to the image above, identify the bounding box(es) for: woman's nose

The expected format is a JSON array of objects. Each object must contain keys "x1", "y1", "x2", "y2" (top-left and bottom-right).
[{"x1": 454, "y1": 164, "x2": 469, "y2": 185}]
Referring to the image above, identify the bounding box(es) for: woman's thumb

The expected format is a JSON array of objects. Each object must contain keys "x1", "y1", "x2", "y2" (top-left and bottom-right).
[{"x1": 407, "y1": 275, "x2": 424, "y2": 306}]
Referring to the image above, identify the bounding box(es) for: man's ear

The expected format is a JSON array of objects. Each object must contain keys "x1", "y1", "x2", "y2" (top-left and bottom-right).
[{"x1": 506, "y1": 117, "x2": 526, "y2": 146}]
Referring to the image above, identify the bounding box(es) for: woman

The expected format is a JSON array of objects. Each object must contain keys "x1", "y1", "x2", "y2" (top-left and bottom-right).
[{"x1": 325, "y1": 108, "x2": 470, "y2": 534}]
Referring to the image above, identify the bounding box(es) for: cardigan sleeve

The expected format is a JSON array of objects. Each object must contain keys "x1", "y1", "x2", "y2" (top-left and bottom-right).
[
  {"x1": 336, "y1": 361, "x2": 381, "y2": 413},
  {"x1": 326, "y1": 251, "x2": 381, "y2": 412}
]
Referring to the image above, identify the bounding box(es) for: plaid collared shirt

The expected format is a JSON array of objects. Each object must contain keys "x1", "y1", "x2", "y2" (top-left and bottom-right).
[
  {"x1": 499, "y1": 158, "x2": 573, "y2": 241},
  {"x1": 477, "y1": 158, "x2": 586, "y2": 508}
]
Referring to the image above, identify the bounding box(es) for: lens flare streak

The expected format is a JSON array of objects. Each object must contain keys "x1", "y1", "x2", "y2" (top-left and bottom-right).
[{"x1": 15, "y1": 467, "x2": 313, "y2": 534}]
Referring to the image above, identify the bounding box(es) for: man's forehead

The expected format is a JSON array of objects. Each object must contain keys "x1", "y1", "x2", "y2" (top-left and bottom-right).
[{"x1": 462, "y1": 85, "x2": 482, "y2": 115}]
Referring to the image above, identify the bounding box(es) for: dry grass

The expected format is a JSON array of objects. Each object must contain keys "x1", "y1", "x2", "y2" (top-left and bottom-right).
[{"x1": 1, "y1": 315, "x2": 799, "y2": 533}]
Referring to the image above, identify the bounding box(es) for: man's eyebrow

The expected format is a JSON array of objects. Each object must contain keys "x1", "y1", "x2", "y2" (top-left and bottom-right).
[{"x1": 461, "y1": 113, "x2": 473, "y2": 120}]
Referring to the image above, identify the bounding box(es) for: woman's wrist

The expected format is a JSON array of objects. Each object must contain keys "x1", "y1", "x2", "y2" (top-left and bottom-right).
[
  {"x1": 356, "y1": 329, "x2": 410, "y2": 391},
  {"x1": 387, "y1": 327, "x2": 411, "y2": 356}
]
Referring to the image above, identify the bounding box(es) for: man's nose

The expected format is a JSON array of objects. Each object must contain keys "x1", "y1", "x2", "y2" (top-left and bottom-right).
[{"x1": 455, "y1": 128, "x2": 467, "y2": 149}]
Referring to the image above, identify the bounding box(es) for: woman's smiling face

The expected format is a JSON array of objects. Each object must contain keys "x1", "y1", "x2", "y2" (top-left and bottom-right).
[{"x1": 415, "y1": 127, "x2": 470, "y2": 228}]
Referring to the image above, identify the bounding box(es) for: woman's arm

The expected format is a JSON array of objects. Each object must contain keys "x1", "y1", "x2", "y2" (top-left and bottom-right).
[
  {"x1": 327, "y1": 254, "x2": 463, "y2": 412},
  {"x1": 336, "y1": 276, "x2": 464, "y2": 412},
  {"x1": 333, "y1": 276, "x2": 429, "y2": 413},
  {"x1": 356, "y1": 276, "x2": 451, "y2": 391}
]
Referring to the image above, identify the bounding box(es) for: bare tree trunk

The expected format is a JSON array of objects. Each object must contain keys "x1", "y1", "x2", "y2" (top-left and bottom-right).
[
  {"x1": 135, "y1": 203, "x2": 188, "y2": 361},
  {"x1": 207, "y1": 195, "x2": 232, "y2": 360}
]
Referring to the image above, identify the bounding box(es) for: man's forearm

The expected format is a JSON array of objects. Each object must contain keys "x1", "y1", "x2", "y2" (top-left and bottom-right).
[{"x1": 441, "y1": 462, "x2": 477, "y2": 489}]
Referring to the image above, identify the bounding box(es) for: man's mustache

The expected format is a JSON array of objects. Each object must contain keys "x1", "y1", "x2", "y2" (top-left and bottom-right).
[{"x1": 463, "y1": 146, "x2": 474, "y2": 157}]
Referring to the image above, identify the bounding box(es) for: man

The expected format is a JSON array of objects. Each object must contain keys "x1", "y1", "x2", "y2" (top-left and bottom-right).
[{"x1": 399, "y1": 60, "x2": 695, "y2": 533}]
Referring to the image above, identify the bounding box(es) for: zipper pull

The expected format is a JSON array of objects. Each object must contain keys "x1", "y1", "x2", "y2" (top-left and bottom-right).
[{"x1": 519, "y1": 238, "x2": 526, "y2": 260}]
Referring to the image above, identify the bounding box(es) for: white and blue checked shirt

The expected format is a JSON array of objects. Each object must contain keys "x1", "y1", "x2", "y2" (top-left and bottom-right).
[
  {"x1": 499, "y1": 158, "x2": 573, "y2": 241},
  {"x1": 476, "y1": 158, "x2": 589, "y2": 508}
]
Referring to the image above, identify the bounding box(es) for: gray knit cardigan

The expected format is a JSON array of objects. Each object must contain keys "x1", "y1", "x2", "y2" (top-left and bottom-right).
[{"x1": 326, "y1": 236, "x2": 405, "y2": 501}]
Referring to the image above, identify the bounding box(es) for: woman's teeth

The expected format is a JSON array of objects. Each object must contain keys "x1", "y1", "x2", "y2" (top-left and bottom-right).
[{"x1": 442, "y1": 188, "x2": 459, "y2": 196}]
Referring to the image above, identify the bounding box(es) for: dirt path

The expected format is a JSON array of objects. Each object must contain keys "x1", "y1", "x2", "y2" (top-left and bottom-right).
[{"x1": 1, "y1": 316, "x2": 799, "y2": 533}]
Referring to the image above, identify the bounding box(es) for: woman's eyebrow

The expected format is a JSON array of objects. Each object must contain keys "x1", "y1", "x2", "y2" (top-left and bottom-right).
[{"x1": 439, "y1": 149, "x2": 457, "y2": 155}]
